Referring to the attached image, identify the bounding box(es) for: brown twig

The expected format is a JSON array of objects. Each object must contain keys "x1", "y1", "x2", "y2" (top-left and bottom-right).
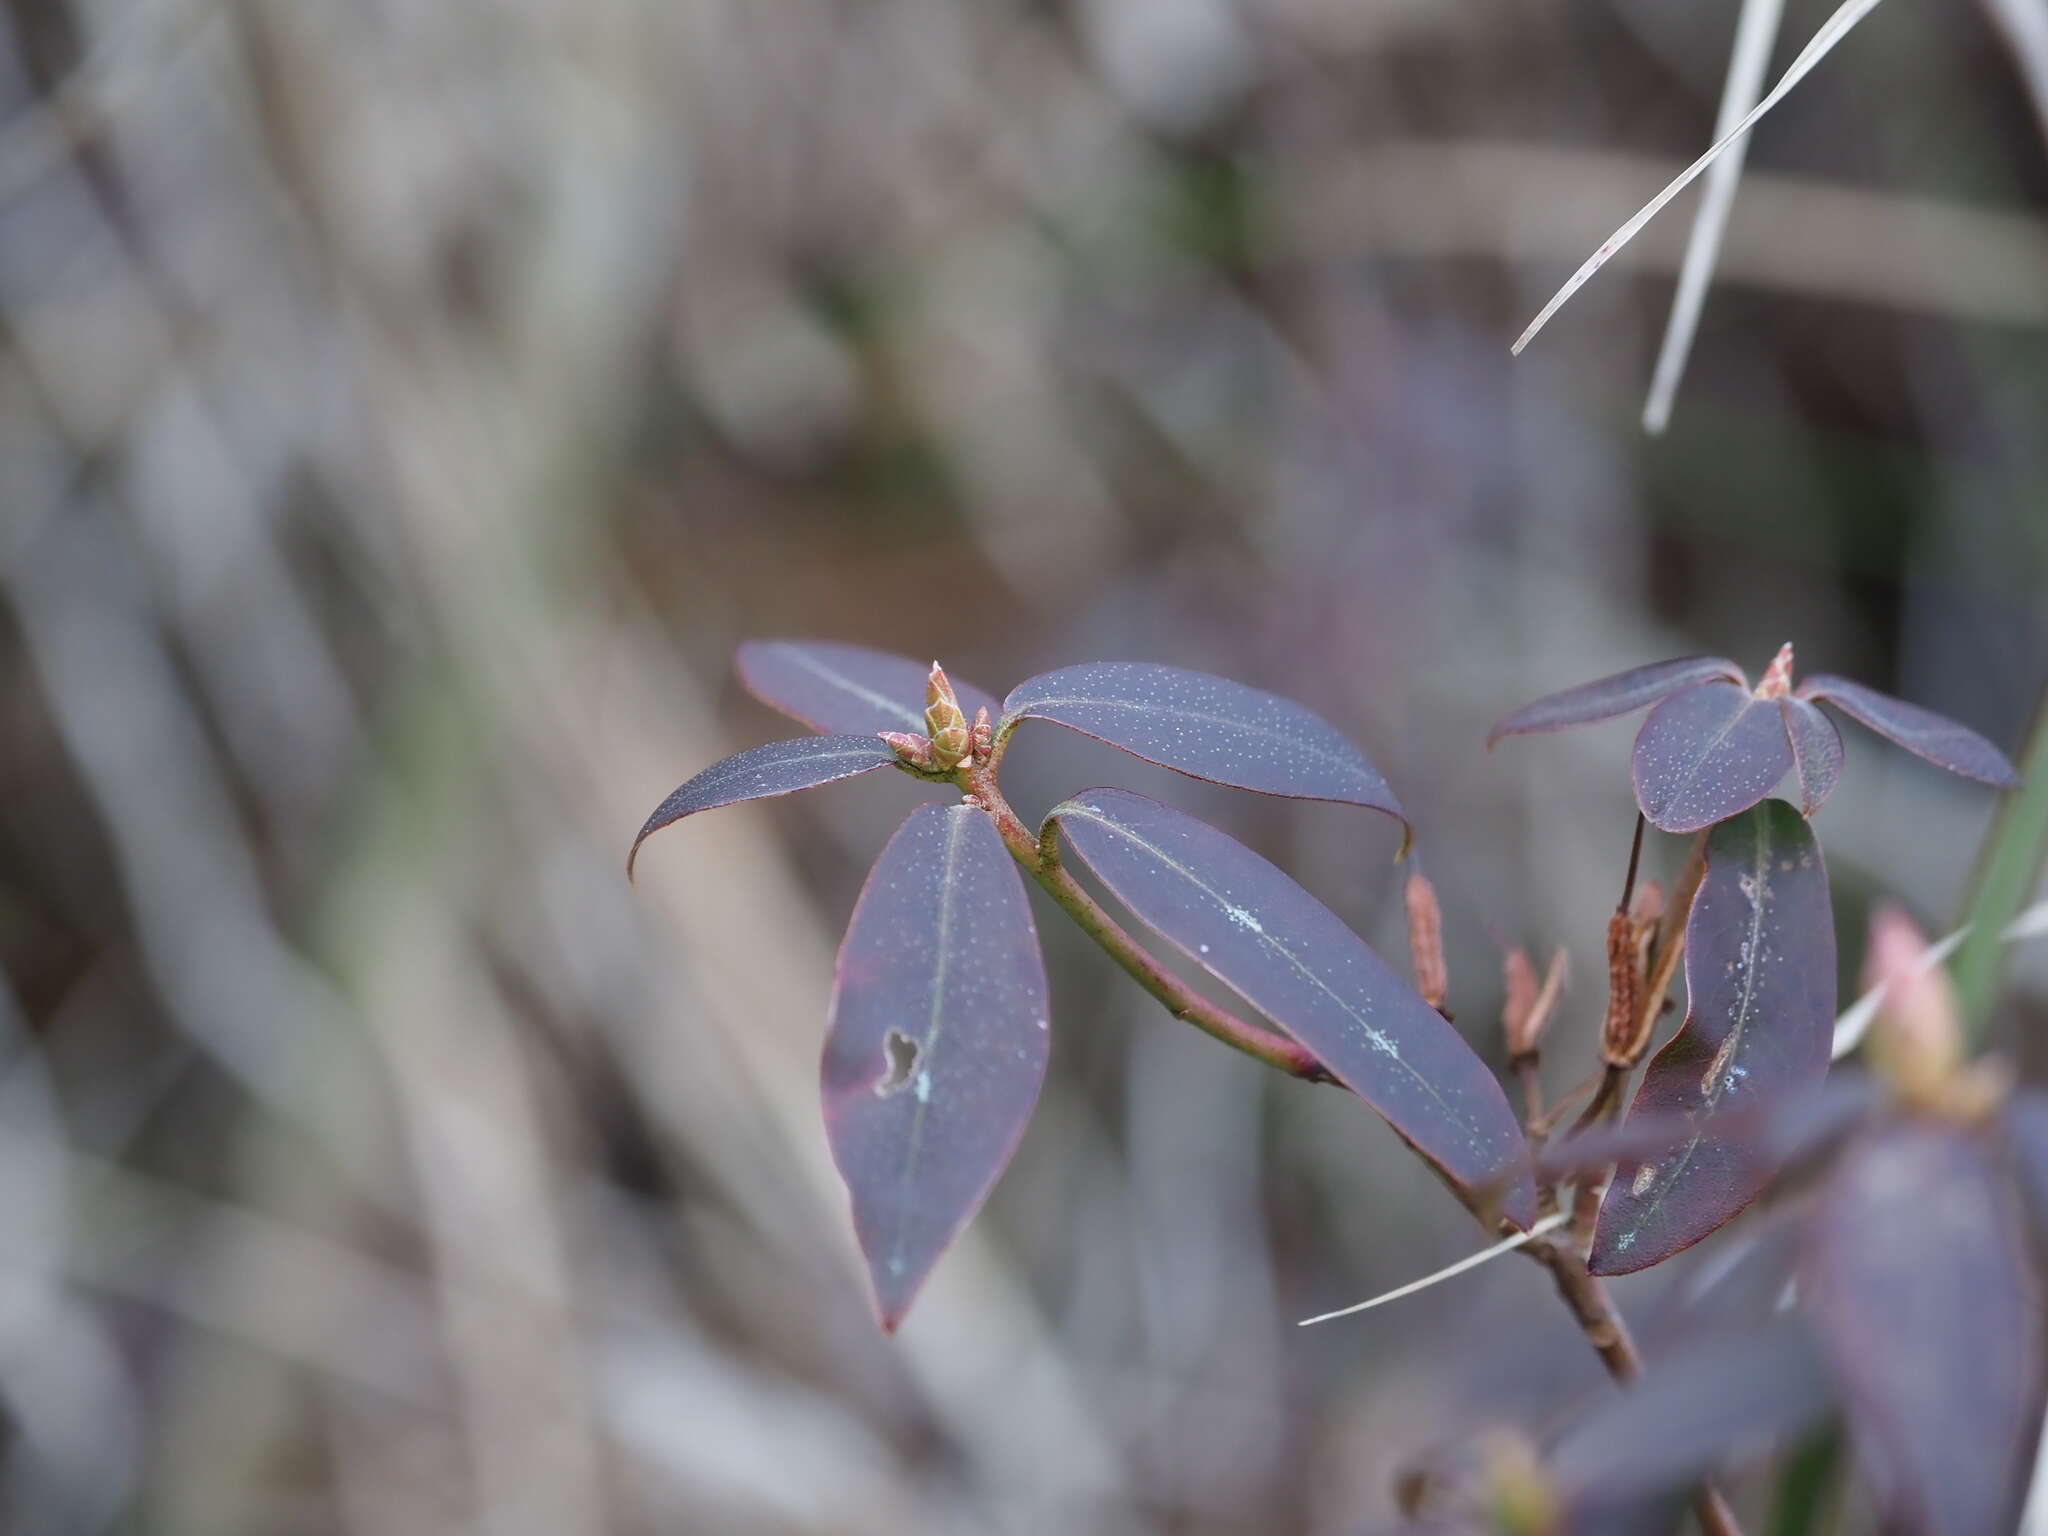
[
  {"x1": 959, "y1": 760, "x2": 1334, "y2": 1083},
  {"x1": 1529, "y1": 1234, "x2": 1746, "y2": 1536}
]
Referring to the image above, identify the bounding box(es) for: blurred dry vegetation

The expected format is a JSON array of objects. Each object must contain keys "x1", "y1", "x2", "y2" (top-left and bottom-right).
[{"x1": 0, "y1": 0, "x2": 2044, "y2": 1532}]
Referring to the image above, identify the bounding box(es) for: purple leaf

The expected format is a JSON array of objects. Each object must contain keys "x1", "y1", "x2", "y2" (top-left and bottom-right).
[
  {"x1": 1591, "y1": 800, "x2": 1834, "y2": 1274},
  {"x1": 1779, "y1": 698, "x2": 1844, "y2": 816},
  {"x1": 1630, "y1": 680, "x2": 1794, "y2": 833},
  {"x1": 737, "y1": 639, "x2": 1000, "y2": 737},
  {"x1": 1540, "y1": 1076, "x2": 1871, "y2": 1187},
  {"x1": 1001, "y1": 663, "x2": 1408, "y2": 841},
  {"x1": 1486, "y1": 656, "x2": 1744, "y2": 746},
  {"x1": 629, "y1": 736, "x2": 903, "y2": 877},
  {"x1": 1549, "y1": 1318, "x2": 1833, "y2": 1512},
  {"x1": 1798, "y1": 674, "x2": 2020, "y2": 788},
  {"x1": 2006, "y1": 1091, "x2": 2048, "y2": 1238},
  {"x1": 822, "y1": 803, "x2": 1049, "y2": 1331},
  {"x1": 1047, "y1": 788, "x2": 1534, "y2": 1226},
  {"x1": 1802, "y1": 1124, "x2": 2041, "y2": 1536}
]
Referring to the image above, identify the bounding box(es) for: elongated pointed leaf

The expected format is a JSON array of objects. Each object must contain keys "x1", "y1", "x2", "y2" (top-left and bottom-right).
[
  {"x1": 629, "y1": 736, "x2": 903, "y2": 877},
  {"x1": 1798, "y1": 674, "x2": 2020, "y2": 788},
  {"x1": 1802, "y1": 1125, "x2": 2041, "y2": 1536},
  {"x1": 1631, "y1": 680, "x2": 1794, "y2": 833},
  {"x1": 1487, "y1": 656, "x2": 1744, "y2": 746},
  {"x1": 1550, "y1": 1318, "x2": 1833, "y2": 1512},
  {"x1": 1779, "y1": 697, "x2": 1844, "y2": 816},
  {"x1": 1047, "y1": 788, "x2": 1533, "y2": 1226},
  {"x1": 1002, "y1": 663, "x2": 1407, "y2": 839},
  {"x1": 822, "y1": 803, "x2": 1049, "y2": 1331},
  {"x1": 1591, "y1": 801, "x2": 1834, "y2": 1274},
  {"x1": 737, "y1": 639, "x2": 999, "y2": 737}
]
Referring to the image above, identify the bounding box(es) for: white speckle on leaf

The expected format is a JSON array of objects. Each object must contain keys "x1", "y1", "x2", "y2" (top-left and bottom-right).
[
  {"x1": 914, "y1": 1070, "x2": 932, "y2": 1104},
  {"x1": 1224, "y1": 905, "x2": 1264, "y2": 934},
  {"x1": 1632, "y1": 1163, "x2": 1658, "y2": 1197}
]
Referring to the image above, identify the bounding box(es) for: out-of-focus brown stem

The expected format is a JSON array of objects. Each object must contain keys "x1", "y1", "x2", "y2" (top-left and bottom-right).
[
  {"x1": 1618, "y1": 812, "x2": 1648, "y2": 913},
  {"x1": 1633, "y1": 830, "x2": 1708, "y2": 1042},
  {"x1": 1531, "y1": 1238, "x2": 1747, "y2": 1536},
  {"x1": 1513, "y1": 1054, "x2": 1545, "y2": 1132},
  {"x1": 1532, "y1": 821, "x2": 1741, "y2": 1534}
]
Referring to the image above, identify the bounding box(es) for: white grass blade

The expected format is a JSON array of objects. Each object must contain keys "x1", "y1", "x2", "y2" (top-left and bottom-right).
[
  {"x1": 1981, "y1": 0, "x2": 2048, "y2": 158},
  {"x1": 1642, "y1": 0, "x2": 1786, "y2": 434},
  {"x1": 1513, "y1": 0, "x2": 1888, "y2": 357},
  {"x1": 1297, "y1": 1211, "x2": 1569, "y2": 1327},
  {"x1": 1831, "y1": 898, "x2": 2048, "y2": 1058}
]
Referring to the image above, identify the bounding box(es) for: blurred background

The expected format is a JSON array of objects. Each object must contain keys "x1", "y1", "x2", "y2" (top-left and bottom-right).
[{"x1": 0, "y1": 0, "x2": 2044, "y2": 1531}]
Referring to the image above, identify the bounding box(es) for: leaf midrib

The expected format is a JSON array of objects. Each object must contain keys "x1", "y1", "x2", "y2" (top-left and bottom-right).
[
  {"x1": 1010, "y1": 692, "x2": 1374, "y2": 782},
  {"x1": 888, "y1": 808, "x2": 966, "y2": 1278},
  {"x1": 1619, "y1": 811, "x2": 1773, "y2": 1242},
  {"x1": 785, "y1": 648, "x2": 924, "y2": 731},
  {"x1": 1058, "y1": 801, "x2": 1488, "y2": 1160}
]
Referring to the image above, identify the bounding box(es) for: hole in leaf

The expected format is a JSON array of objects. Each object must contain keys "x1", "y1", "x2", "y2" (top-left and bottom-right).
[{"x1": 876, "y1": 1029, "x2": 919, "y2": 1096}]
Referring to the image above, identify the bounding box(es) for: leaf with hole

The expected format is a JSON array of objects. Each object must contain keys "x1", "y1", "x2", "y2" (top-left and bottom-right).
[
  {"x1": 821, "y1": 802, "x2": 1049, "y2": 1331},
  {"x1": 629, "y1": 736, "x2": 905, "y2": 877},
  {"x1": 1801, "y1": 1123, "x2": 2041, "y2": 1536},
  {"x1": 1779, "y1": 697, "x2": 1844, "y2": 816},
  {"x1": 1486, "y1": 656, "x2": 1744, "y2": 746},
  {"x1": 738, "y1": 639, "x2": 1000, "y2": 737},
  {"x1": 1591, "y1": 800, "x2": 1834, "y2": 1274},
  {"x1": 1002, "y1": 663, "x2": 1407, "y2": 842},
  {"x1": 1046, "y1": 788, "x2": 1533, "y2": 1226},
  {"x1": 1797, "y1": 674, "x2": 2020, "y2": 788},
  {"x1": 1630, "y1": 681, "x2": 1795, "y2": 834}
]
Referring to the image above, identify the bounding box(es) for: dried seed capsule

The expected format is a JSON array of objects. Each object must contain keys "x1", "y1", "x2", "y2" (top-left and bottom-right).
[
  {"x1": 1501, "y1": 947, "x2": 1538, "y2": 1055},
  {"x1": 1404, "y1": 870, "x2": 1449, "y2": 1010},
  {"x1": 1600, "y1": 908, "x2": 1649, "y2": 1067}
]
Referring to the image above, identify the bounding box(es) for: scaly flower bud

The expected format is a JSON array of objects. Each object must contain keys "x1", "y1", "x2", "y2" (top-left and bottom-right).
[
  {"x1": 1483, "y1": 1433, "x2": 1560, "y2": 1536},
  {"x1": 971, "y1": 706, "x2": 993, "y2": 764},
  {"x1": 924, "y1": 662, "x2": 965, "y2": 737},
  {"x1": 880, "y1": 730, "x2": 937, "y2": 771},
  {"x1": 924, "y1": 663, "x2": 969, "y2": 770},
  {"x1": 1755, "y1": 641, "x2": 1795, "y2": 700},
  {"x1": 929, "y1": 724, "x2": 971, "y2": 771},
  {"x1": 1863, "y1": 904, "x2": 1990, "y2": 1116}
]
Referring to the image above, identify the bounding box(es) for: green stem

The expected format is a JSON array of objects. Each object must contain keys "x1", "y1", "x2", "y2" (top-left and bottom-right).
[
  {"x1": 1952, "y1": 691, "x2": 2048, "y2": 1045},
  {"x1": 958, "y1": 761, "x2": 1331, "y2": 1082}
]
